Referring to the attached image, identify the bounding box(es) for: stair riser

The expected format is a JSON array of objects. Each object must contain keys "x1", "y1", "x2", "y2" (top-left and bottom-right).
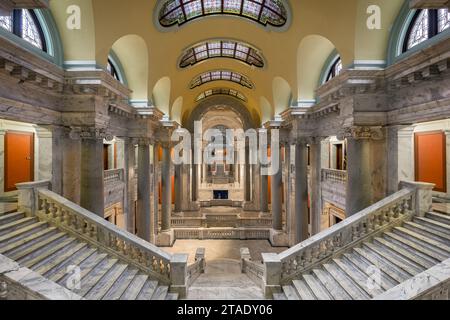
[
  {"x1": 425, "y1": 213, "x2": 450, "y2": 225},
  {"x1": 404, "y1": 224, "x2": 450, "y2": 247},
  {"x1": 5, "y1": 231, "x2": 63, "y2": 258},
  {"x1": 0, "y1": 219, "x2": 37, "y2": 237},
  {"x1": 0, "y1": 225, "x2": 49, "y2": 248},
  {"x1": 392, "y1": 229, "x2": 450, "y2": 258},
  {"x1": 414, "y1": 218, "x2": 450, "y2": 235},
  {"x1": 0, "y1": 213, "x2": 25, "y2": 226}
]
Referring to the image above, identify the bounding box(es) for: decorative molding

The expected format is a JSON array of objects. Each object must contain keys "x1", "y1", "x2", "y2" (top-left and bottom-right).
[
  {"x1": 69, "y1": 126, "x2": 114, "y2": 141},
  {"x1": 344, "y1": 126, "x2": 385, "y2": 140}
]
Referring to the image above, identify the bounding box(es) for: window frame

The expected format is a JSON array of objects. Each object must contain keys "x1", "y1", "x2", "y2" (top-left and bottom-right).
[
  {"x1": 190, "y1": 70, "x2": 254, "y2": 89},
  {"x1": 158, "y1": 0, "x2": 288, "y2": 28}
]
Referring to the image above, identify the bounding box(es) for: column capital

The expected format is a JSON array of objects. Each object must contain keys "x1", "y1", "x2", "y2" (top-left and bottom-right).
[
  {"x1": 69, "y1": 126, "x2": 114, "y2": 141},
  {"x1": 132, "y1": 137, "x2": 153, "y2": 146},
  {"x1": 343, "y1": 126, "x2": 384, "y2": 141}
]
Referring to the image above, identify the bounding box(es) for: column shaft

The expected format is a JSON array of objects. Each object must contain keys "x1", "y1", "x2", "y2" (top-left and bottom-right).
[
  {"x1": 295, "y1": 141, "x2": 309, "y2": 243},
  {"x1": 310, "y1": 140, "x2": 322, "y2": 235},
  {"x1": 271, "y1": 145, "x2": 283, "y2": 231},
  {"x1": 137, "y1": 143, "x2": 151, "y2": 241},
  {"x1": 161, "y1": 146, "x2": 172, "y2": 231}
]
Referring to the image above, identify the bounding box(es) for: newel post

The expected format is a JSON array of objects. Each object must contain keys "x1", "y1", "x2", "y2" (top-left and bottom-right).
[
  {"x1": 16, "y1": 180, "x2": 51, "y2": 217},
  {"x1": 399, "y1": 181, "x2": 435, "y2": 217},
  {"x1": 195, "y1": 248, "x2": 206, "y2": 273},
  {"x1": 170, "y1": 253, "x2": 188, "y2": 299},
  {"x1": 240, "y1": 248, "x2": 251, "y2": 273},
  {"x1": 262, "y1": 253, "x2": 282, "y2": 298}
]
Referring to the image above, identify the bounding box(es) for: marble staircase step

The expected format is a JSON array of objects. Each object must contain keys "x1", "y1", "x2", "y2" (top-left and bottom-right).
[
  {"x1": 76, "y1": 258, "x2": 119, "y2": 297},
  {"x1": 373, "y1": 237, "x2": 435, "y2": 269},
  {"x1": 23, "y1": 237, "x2": 77, "y2": 269},
  {"x1": 383, "y1": 232, "x2": 447, "y2": 262},
  {"x1": 322, "y1": 261, "x2": 371, "y2": 299},
  {"x1": 0, "y1": 217, "x2": 37, "y2": 236},
  {"x1": 332, "y1": 258, "x2": 383, "y2": 297},
  {"x1": 292, "y1": 279, "x2": 316, "y2": 300},
  {"x1": 35, "y1": 242, "x2": 89, "y2": 275},
  {"x1": 102, "y1": 268, "x2": 139, "y2": 300},
  {"x1": 414, "y1": 217, "x2": 450, "y2": 234},
  {"x1": 302, "y1": 274, "x2": 333, "y2": 300},
  {"x1": 136, "y1": 280, "x2": 158, "y2": 300},
  {"x1": 404, "y1": 221, "x2": 450, "y2": 246},
  {"x1": 151, "y1": 286, "x2": 169, "y2": 300},
  {"x1": 48, "y1": 247, "x2": 98, "y2": 282},
  {"x1": 425, "y1": 211, "x2": 450, "y2": 225},
  {"x1": 392, "y1": 227, "x2": 450, "y2": 256},
  {"x1": 8, "y1": 231, "x2": 67, "y2": 261},
  {"x1": 166, "y1": 293, "x2": 179, "y2": 300},
  {"x1": 353, "y1": 247, "x2": 410, "y2": 284},
  {"x1": 56, "y1": 251, "x2": 108, "y2": 286},
  {"x1": 312, "y1": 268, "x2": 352, "y2": 300},
  {"x1": 120, "y1": 274, "x2": 149, "y2": 300},
  {"x1": 282, "y1": 285, "x2": 300, "y2": 300},
  {"x1": 0, "y1": 212, "x2": 24, "y2": 225},
  {"x1": 341, "y1": 253, "x2": 397, "y2": 291},
  {"x1": 0, "y1": 224, "x2": 54, "y2": 254},
  {"x1": 273, "y1": 293, "x2": 288, "y2": 300},
  {"x1": 84, "y1": 263, "x2": 128, "y2": 300},
  {"x1": 362, "y1": 242, "x2": 424, "y2": 276}
]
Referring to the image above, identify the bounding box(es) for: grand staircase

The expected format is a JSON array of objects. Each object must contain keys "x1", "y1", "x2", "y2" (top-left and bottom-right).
[
  {"x1": 0, "y1": 209, "x2": 178, "y2": 300},
  {"x1": 275, "y1": 207, "x2": 450, "y2": 300}
]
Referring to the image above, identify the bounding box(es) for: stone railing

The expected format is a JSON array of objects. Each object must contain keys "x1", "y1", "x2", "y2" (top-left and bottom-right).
[
  {"x1": 15, "y1": 181, "x2": 190, "y2": 298},
  {"x1": 187, "y1": 248, "x2": 206, "y2": 286},
  {"x1": 104, "y1": 168, "x2": 125, "y2": 185},
  {"x1": 240, "y1": 248, "x2": 264, "y2": 289},
  {"x1": 260, "y1": 181, "x2": 435, "y2": 297},
  {"x1": 321, "y1": 168, "x2": 347, "y2": 184}
]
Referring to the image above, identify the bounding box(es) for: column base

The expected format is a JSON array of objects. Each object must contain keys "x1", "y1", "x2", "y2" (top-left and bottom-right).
[
  {"x1": 243, "y1": 201, "x2": 260, "y2": 212},
  {"x1": 269, "y1": 229, "x2": 289, "y2": 247},
  {"x1": 156, "y1": 229, "x2": 175, "y2": 247}
]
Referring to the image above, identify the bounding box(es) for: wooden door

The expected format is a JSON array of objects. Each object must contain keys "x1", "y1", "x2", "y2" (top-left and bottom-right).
[
  {"x1": 415, "y1": 131, "x2": 447, "y2": 192},
  {"x1": 336, "y1": 144, "x2": 343, "y2": 170},
  {"x1": 4, "y1": 131, "x2": 34, "y2": 192}
]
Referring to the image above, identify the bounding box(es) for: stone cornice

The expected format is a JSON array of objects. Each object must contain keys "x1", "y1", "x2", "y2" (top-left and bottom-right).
[
  {"x1": 409, "y1": 0, "x2": 450, "y2": 9},
  {"x1": 0, "y1": 1, "x2": 48, "y2": 15}
]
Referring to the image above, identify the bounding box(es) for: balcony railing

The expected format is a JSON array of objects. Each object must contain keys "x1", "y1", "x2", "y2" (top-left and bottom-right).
[
  {"x1": 321, "y1": 168, "x2": 347, "y2": 184},
  {"x1": 104, "y1": 168, "x2": 125, "y2": 185}
]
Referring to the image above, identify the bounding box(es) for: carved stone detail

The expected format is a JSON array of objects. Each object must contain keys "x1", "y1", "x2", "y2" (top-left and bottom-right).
[
  {"x1": 69, "y1": 127, "x2": 114, "y2": 141},
  {"x1": 344, "y1": 126, "x2": 385, "y2": 140}
]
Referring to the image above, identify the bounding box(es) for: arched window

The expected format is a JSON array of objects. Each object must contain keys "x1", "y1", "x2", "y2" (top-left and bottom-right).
[
  {"x1": 196, "y1": 88, "x2": 247, "y2": 102},
  {"x1": 180, "y1": 40, "x2": 264, "y2": 68},
  {"x1": 159, "y1": 0, "x2": 288, "y2": 28},
  {"x1": 0, "y1": 9, "x2": 46, "y2": 51},
  {"x1": 190, "y1": 70, "x2": 254, "y2": 89},
  {"x1": 326, "y1": 57, "x2": 342, "y2": 82},
  {"x1": 107, "y1": 59, "x2": 120, "y2": 81},
  {"x1": 404, "y1": 9, "x2": 449, "y2": 52}
]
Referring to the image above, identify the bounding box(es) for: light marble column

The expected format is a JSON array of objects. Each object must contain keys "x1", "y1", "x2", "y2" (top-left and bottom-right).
[
  {"x1": 80, "y1": 132, "x2": 105, "y2": 217},
  {"x1": 62, "y1": 132, "x2": 81, "y2": 204},
  {"x1": 387, "y1": 125, "x2": 411, "y2": 195},
  {"x1": 271, "y1": 144, "x2": 283, "y2": 231},
  {"x1": 174, "y1": 163, "x2": 182, "y2": 213},
  {"x1": 137, "y1": 141, "x2": 151, "y2": 242},
  {"x1": 152, "y1": 143, "x2": 160, "y2": 238},
  {"x1": 245, "y1": 145, "x2": 251, "y2": 202},
  {"x1": 260, "y1": 174, "x2": 269, "y2": 213},
  {"x1": 294, "y1": 140, "x2": 309, "y2": 243},
  {"x1": 123, "y1": 138, "x2": 136, "y2": 234},
  {"x1": 161, "y1": 144, "x2": 172, "y2": 231},
  {"x1": 309, "y1": 138, "x2": 322, "y2": 235},
  {"x1": 345, "y1": 127, "x2": 387, "y2": 216}
]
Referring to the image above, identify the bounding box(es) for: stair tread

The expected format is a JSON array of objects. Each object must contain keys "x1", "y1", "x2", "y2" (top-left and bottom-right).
[
  {"x1": 282, "y1": 285, "x2": 300, "y2": 300},
  {"x1": 85, "y1": 264, "x2": 129, "y2": 300},
  {"x1": 0, "y1": 212, "x2": 24, "y2": 225},
  {"x1": 0, "y1": 225, "x2": 55, "y2": 254},
  {"x1": 273, "y1": 293, "x2": 287, "y2": 300},
  {"x1": 292, "y1": 279, "x2": 316, "y2": 300},
  {"x1": 151, "y1": 286, "x2": 169, "y2": 300},
  {"x1": 103, "y1": 268, "x2": 139, "y2": 300},
  {"x1": 49, "y1": 248, "x2": 99, "y2": 282},
  {"x1": 363, "y1": 242, "x2": 423, "y2": 276},
  {"x1": 120, "y1": 274, "x2": 149, "y2": 300},
  {"x1": 302, "y1": 274, "x2": 333, "y2": 300},
  {"x1": 426, "y1": 211, "x2": 450, "y2": 224},
  {"x1": 312, "y1": 268, "x2": 352, "y2": 300},
  {"x1": 0, "y1": 222, "x2": 48, "y2": 244},
  {"x1": 414, "y1": 217, "x2": 450, "y2": 233},
  {"x1": 0, "y1": 217, "x2": 36, "y2": 234},
  {"x1": 322, "y1": 262, "x2": 371, "y2": 299},
  {"x1": 404, "y1": 221, "x2": 450, "y2": 244},
  {"x1": 165, "y1": 293, "x2": 179, "y2": 300},
  {"x1": 333, "y1": 258, "x2": 384, "y2": 297},
  {"x1": 77, "y1": 258, "x2": 119, "y2": 297},
  {"x1": 136, "y1": 280, "x2": 158, "y2": 300},
  {"x1": 10, "y1": 232, "x2": 67, "y2": 261},
  {"x1": 353, "y1": 247, "x2": 410, "y2": 284},
  {"x1": 393, "y1": 227, "x2": 450, "y2": 254},
  {"x1": 35, "y1": 242, "x2": 89, "y2": 275},
  {"x1": 24, "y1": 237, "x2": 77, "y2": 269},
  {"x1": 374, "y1": 237, "x2": 435, "y2": 269},
  {"x1": 384, "y1": 232, "x2": 447, "y2": 262}
]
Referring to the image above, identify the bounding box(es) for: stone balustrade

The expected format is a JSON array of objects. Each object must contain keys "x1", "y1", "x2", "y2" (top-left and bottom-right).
[
  {"x1": 321, "y1": 168, "x2": 347, "y2": 184},
  {"x1": 104, "y1": 168, "x2": 125, "y2": 185},
  {"x1": 240, "y1": 248, "x2": 265, "y2": 289},
  {"x1": 187, "y1": 248, "x2": 206, "y2": 286},
  {"x1": 260, "y1": 181, "x2": 435, "y2": 297}
]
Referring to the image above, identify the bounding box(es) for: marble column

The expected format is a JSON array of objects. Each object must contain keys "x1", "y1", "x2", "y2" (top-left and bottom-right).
[
  {"x1": 387, "y1": 125, "x2": 402, "y2": 195},
  {"x1": 271, "y1": 144, "x2": 283, "y2": 231},
  {"x1": 80, "y1": 132, "x2": 104, "y2": 217},
  {"x1": 152, "y1": 143, "x2": 160, "y2": 238},
  {"x1": 245, "y1": 145, "x2": 251, "y2": 202},
  {"x1": 161, "y1": 144, "x2": 172, "y2": 231},
  {"x1": 260, "y1": 174, "x2": 269, "y2": 213},
  {"x1": 62, "y1": 132, "x2": 81, "y2": 204},
  {"x1": 192, "y1": 162, "x2": 198, "y2": 202},
  {"x1": 345, "y1": 127, "x2": 387, "y2": 216},
  {"x1": 309, "y1": 138, "x2": 322, "y2": 236},
  {"x1": 294, "y1": 140, "x2": 309, "y2": 243},
  {"x1": 174, "y1": 163, "x2": 182, "y2": 213},
  {"x1": 123, "y1": 138, "x2": 136, "y2": 234},
  {"x1": 137, "y1": 141, "x2": 151, "y2": 242}
]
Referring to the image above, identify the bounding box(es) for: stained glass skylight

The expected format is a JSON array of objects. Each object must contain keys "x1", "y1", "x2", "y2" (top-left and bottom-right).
[
  {"x1": 180, "y1": 40, "x2": 264, "y2": 68},
  {"x1": 438, "y1": 8, "x2": 449, "y2": 33},
  {"x1": 407, "y1": 10, "x2": 429, "y2": 50},
  {"x1": 0, "y1": 14, "x2": 12, "y2": 32},
  {"x1": 196, "y1": 88, "x2": 247, "y2": 102},
  {"x1": 159, "y1": 0, "x2": 288, "y2": 28},
  {"x1": 190, "y1": 70, "x2": 254, "y2": 89},
  {"x1": 21, "y1": 9, "x2": 43, "y2": 49}
]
